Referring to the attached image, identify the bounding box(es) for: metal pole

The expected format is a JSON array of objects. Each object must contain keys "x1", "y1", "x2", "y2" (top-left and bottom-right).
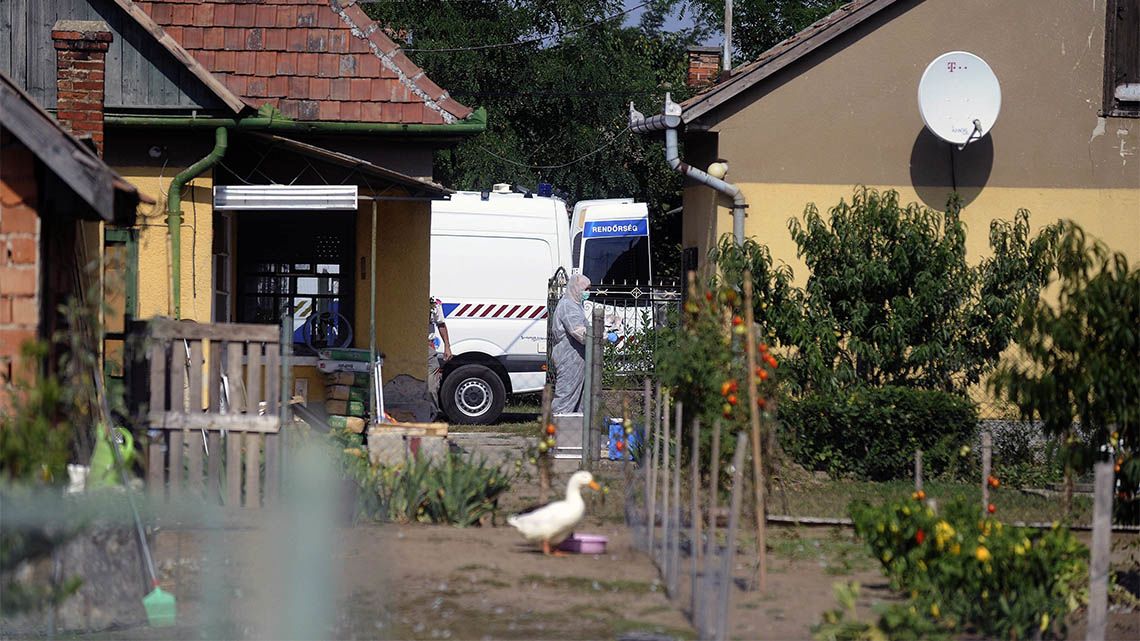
[
  {"x1": 703, "y1": 419, "x2": 723, "y2": 640},
  {"x1": 583, "y1": 317, "x2": 595, "y2": 469},
  {"x1": 915, "y1": 450, "x2": 924, "y2": 493},
  {"x1": 1086, "y1": 462, "x2": 1114, "y2": 641},
  {"x1": 648, "y1": 382, "x2": 661, "y2": 557},
  {"x1": 723, "y1": 0, "x2": 733, "y2": 72},
  {"x1": 589, "y1": 306, "x2": 604, "y2": 468},
  {"x1": 368, "y1": 200, "x2": 378, "y2": 425}
]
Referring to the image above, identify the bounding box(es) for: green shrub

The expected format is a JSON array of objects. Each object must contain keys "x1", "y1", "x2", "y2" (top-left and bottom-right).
[
  {"x1": 0, "y1": 342, "x2": 74, "y2": 485},
  {"x1": 850, "y1": 497, "x2": 1086, "y2": 640},
  {"x1": 779, "y1": 386, "x2": 978, "y2": 481},
  {"x1": 331, "y1": 428, "x2": 516, "y2": 527}
]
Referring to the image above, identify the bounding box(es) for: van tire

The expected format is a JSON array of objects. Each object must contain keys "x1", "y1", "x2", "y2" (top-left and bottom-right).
[{"x1": 441, "y1": 364, "x2": 506, "y2": 425}]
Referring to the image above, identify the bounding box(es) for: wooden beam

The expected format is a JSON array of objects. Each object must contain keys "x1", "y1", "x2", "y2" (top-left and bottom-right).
[
  {"x1": 147, "y1": 412, "x2": 281, "y2": 433},
  {"x1": 148, "y1": 319, "x2": 280, "y2": 342},
  {"x1": 0, "y1": 80, "x2": 115, "y2": 218}
]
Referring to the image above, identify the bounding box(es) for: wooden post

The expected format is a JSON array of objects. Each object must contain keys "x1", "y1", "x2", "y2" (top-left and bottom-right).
[
  {"x1": 981, "y1": 431, "x2": 992, "y2": 515},
  {"x1": 665, "y1": 401, "x2": 674, "y2": 593},
  {"x1": 717, "y1": 432, "x2": 749, "y2": 641},
  {"x1": 689, "y1": 416, "x2": 701, "y2": 625},
  {"x1": 742, "y1": 268, "x2": 767, "y2": 592},
  {"x1": 661, "y1": 389, "x2": 672, "y2": 573},
  {"x1": 538, "y1": 383, "x2": 554, "y2": 504},
  {"x1": 915, "y1": 450, "x2": 923, "y2": 492},
  {"x1": 702, "y1": 419, "x2": 723, "y2": 639},
  {"x1": 582, "y1": 315, "x2": 595, "y2": 469},
  {"x1": 648, "y1": 382, "x2": 662, "y2": 557},
  {"x1": 644, "y1": 378, "x2": 655, "y2": 552},
  {"x1": 1086, "y1": 462, "x2": 1113, "y2": 641}
]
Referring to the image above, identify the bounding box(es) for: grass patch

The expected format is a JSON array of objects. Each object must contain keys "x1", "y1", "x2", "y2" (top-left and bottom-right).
[
  {"x1": 449, "y1": 418, "x2": 541, "y2": 436},
  {"x1": 609, "y1": 618, "x2": 696, "y2": 640},
  {"x1": 637, "y1": 604, "x2": 673, "y2": 616},
  {"x1": 456, "y1": 563, "x2": 491, "y2": 572},
  {"x1": 777, "y1": 479, "x2": 1092, "y2": 524},
  {"x1": 520, "y1": 574, "x2": 657, "y2": 594}
]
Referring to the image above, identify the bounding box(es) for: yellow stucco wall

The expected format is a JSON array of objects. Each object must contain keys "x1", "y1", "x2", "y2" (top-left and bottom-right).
[
  {"x1": 354, "y1": 199, "x2": 431, "y2": 383},
  {"x1": 113, "y1": 165, "x2": 214, "y2": 322},
  {"x1": 697, "y1": 183, "x2": 1140, "y2": 285}
]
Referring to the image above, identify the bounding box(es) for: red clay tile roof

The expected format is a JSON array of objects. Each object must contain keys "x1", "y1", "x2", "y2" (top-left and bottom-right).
[{"x1": 131, "y1": 0, "x2": 474, "y2": 125}]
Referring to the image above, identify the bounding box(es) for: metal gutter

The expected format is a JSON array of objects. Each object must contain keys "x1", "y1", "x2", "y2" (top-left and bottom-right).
[
  {"x1": 629, "y1": 93, "x2": 747, "y2": 244},
  {"x1": 105, "y1": 107, "x2": 488, "y2": 135},
  {"x1": 168, "y1": 126, "x2": 227, "y2": 320}
]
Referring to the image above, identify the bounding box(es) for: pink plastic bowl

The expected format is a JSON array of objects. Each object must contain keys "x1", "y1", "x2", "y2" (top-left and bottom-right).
[{"x1": 558, "y1": 533, "x2": 608, "y2": 554}]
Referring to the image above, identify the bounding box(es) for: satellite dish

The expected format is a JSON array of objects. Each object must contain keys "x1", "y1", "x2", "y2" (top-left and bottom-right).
[{"x1": 918, "y1": 51, "x2": 1001, "y2": 148}]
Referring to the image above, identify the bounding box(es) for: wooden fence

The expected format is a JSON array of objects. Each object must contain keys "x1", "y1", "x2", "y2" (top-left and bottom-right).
[{"x1": 142, "y1": 319, "x2": 286, "y2": 509}]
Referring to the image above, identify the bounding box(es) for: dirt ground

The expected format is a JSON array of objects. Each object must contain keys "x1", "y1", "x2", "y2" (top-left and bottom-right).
[{"x1": 64, "y1": 430, "x2": 1139, "y2": 641}]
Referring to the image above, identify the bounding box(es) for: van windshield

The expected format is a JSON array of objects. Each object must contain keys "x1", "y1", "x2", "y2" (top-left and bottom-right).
[{"x1": 581, "y1": 236, "x2": 651, "y2": 286}]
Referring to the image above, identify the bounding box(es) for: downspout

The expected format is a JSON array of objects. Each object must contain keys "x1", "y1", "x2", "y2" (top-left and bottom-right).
[
  {"x1": 167, "y1": 127, "x2": 227, "y2": 319},
  {"x1": 629, "y1": 93, "x2": 746, "y2": 244}
]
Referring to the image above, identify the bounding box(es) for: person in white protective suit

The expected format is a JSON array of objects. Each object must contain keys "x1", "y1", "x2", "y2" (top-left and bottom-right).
[{"x1": 551, "y1": 274, "x2": 591, "y2": 414}]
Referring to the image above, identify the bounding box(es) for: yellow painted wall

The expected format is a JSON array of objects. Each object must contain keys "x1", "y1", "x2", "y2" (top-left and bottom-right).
[
  {"x1": 112, "y1": 165, "x2": 214, "y2": 322},
  {"x1": 354, "y1": 198, "x2": 431, "y2": 383},
  {"x1": 699, "y1": 183, "x2": 1140, "y2": 286}
]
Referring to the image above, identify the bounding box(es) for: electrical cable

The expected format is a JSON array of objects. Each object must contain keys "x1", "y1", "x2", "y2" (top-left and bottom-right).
[
  {"x1": 474, "y1": 126, "x2": 632, "y2": 170},
  {"x1": 400, "y1": 1, "x2": 649, "y2": 53}
]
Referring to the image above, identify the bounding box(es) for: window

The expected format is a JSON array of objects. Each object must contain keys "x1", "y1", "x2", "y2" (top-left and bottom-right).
[
  {"x1": 236, "y1": 212, "x2": 355, "y2": 353},
  {"x1": 1104, "y1": 0, "x2": 1140, "y2": 117},
  {"x1": 212, "y1": 212, "x2": 233, "y2": 323},
  {"x1": 581, "y1": 236, "x2": 651, "y2": 287}
]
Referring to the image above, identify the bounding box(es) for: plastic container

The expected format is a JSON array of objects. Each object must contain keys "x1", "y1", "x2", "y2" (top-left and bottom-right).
[{"x1": 558, "y1": 533, "x2": 608, "y2": 554}]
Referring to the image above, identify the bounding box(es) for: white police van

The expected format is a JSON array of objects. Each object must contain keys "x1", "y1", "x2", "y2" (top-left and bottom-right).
[{"x1": 430, "y1": 184, "x2": 571, "y2": 424}]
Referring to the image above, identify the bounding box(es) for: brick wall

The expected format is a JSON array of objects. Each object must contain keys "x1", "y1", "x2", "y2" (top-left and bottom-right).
[
  {"x1": 52, "y1": 21, "x2": 112, "y2": 155},
  {"x1": 687, "y1": 46, "x2": 722, "y2": 88},
  {"x1": 0, "y1": 138, "x2": 40, "y2": 399}
]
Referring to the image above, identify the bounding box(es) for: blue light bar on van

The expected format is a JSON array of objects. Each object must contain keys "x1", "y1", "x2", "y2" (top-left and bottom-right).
[{"x1": 582, "y1": 219, "x2": 648, "y2": 238}]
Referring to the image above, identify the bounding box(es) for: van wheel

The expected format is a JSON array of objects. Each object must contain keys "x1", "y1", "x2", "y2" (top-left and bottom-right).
[{"x1": 441, "y1": 364, "x2": 505, "y2": 425}]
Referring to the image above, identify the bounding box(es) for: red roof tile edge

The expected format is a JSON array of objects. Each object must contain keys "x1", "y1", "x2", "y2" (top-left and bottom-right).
[{"x1": 332, "y1": 1, "x2": 474, "y2": 123}]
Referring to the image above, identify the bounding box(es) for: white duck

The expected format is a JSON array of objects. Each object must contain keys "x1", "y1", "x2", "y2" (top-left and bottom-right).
[{"x1": 508, "y1": 471, "x2": 600, "y2": 555}]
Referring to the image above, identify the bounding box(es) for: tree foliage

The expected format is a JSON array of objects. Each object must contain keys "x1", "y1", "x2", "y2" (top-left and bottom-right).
[
  {"x1": 784, "y1": 187, "x2": 1059, "y2": 394},
  {"x1": 688, "y1": 0, "x2": 845, "y2": 63},
  {"x1": 364, "y1": 0, "x2": 707, "y2": 277},
  {"x1": 989, "y1": 222, "x2": 1139, "y2": 522}
]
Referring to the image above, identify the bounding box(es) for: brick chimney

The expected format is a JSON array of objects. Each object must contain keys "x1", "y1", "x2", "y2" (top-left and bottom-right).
[
  {"x1": 52, "y1": 20, "x2": 112, "y2": 156},
  {"x1": 686, "y1": 46, "x2": 722, "y2": 88}
]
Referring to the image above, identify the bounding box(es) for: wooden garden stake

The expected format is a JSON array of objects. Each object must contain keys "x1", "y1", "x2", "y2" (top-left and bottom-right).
[
  {"x1": 689, "y1": 416, "x2": 701, "y2": 621},
  {"x1": 1086, "y1": 462, "x2": 1113, "y2": 641},
  {"x1": 742, "y1": 269, "x2": 767, "y2": 592},
  {"x1": 665, "y1": 399, "x2": 674, "y2": 593},
  {"x1": 981, "y1": 430, "x2": 992, "y2": 515},
  {"x1": 648, "y1": 382, "x2": 662, "y2": 557},
  {"x1": 717, "y1": 432, "x2": 749, "y2": 641},
  {"x1": 661, "y1": 389, "x2": 672, "y2": 576},
  {"x1": 645, "y1": 378, "x2": 656, "y2": 552},
  {"x1": 538, "y1": 383, "x2": 553, "y2": 504},
  {"x1": 701, "y1": 419, "x2": 723, "y2": 638},
  {"x1": 915, "y1": 450, "x2": 923, "y2": 492}
]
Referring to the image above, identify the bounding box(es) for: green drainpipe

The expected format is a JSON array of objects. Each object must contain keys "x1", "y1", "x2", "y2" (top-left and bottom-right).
[{"x1": 168, "y1": 127, "x2": 227, "y2": 319}]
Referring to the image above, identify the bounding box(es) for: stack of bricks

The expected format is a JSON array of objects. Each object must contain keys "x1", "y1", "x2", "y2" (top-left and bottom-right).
[
  {"x1": 51, "y1": 21, "x2": 112, "y2": 155},
  {"x1": 686, "y1": 46, "x2": 722, "y2": 88},
  {"x1": 0, "y1": 135, "x2": 39, "y2": 400}
]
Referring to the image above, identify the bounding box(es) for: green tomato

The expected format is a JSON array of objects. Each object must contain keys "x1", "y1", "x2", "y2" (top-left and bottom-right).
[
  {"x1": 537, "y1": 442, "x2": 549, "y2": 453},
  {"x1": 623, "y1": 418, "x2": 633, "y2": 429}
]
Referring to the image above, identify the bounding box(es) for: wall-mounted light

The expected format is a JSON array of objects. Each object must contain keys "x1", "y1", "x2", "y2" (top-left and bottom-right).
[{"x1": 213, "y1": 185, "x2": 359, "y2": 210}]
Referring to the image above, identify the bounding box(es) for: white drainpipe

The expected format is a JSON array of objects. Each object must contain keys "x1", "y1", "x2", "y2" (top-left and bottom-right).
[{"x1": 629, "y1": 93, "x2": 746, "y2": 244}]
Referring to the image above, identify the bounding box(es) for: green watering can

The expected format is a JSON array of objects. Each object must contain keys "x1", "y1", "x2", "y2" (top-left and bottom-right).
[{"x1": 88, "y1": 424, "x2": 136, "y2": 488}]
